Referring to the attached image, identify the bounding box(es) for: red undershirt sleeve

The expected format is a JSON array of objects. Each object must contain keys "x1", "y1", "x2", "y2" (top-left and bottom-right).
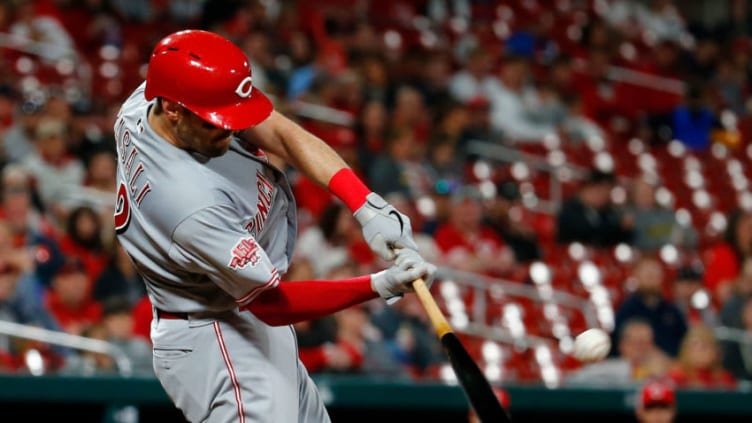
[
  {"x1": 298, "y1": 346, "x2": 328, "y2": 373},
  {"x1": 243, "y1": 275, "x2": 378, "y2": 326}
]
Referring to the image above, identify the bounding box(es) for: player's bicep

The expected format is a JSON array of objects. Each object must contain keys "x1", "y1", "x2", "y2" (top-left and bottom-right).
[
  {"x1": 169, "y1": 206, "x2": 279, "y2": 305},
  {"x1": 240, "y1": 111, "x2": 293, "y2": 162}
]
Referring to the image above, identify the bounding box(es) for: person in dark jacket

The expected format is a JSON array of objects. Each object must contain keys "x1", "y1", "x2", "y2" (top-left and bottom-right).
[
  {"x1": 556, "y1": 169, "x2": 633, "y2": 247},
  {"x1": 614, "y1": 256, "x2": 688, "y2": 357}
]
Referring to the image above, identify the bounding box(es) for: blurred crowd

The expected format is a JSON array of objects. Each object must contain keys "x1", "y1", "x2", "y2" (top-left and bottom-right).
[{"x1": 1, "y1": 0, "x2": 752, "y2": 394}]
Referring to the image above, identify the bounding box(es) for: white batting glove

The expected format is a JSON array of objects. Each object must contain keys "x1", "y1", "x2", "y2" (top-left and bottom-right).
[
  {"x1": 354, "y1": 193, "x2": 419, "y2": 261},
  {"x1": 371, "y1": 249, "x2": 437, "y2": 305}
]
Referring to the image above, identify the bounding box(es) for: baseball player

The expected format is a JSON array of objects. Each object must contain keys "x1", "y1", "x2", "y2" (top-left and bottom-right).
[
  {"x1": 113, "y1": 30, "x2": 435, "y2": 423},
  {"x1": 635, "y1": 379, "x2": 677, "y2": 423}
]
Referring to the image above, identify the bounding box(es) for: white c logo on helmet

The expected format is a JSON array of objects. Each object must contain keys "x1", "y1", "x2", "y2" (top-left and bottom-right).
[{"x1": 235, "y1": 76, "x2": 254, "y2": 98}]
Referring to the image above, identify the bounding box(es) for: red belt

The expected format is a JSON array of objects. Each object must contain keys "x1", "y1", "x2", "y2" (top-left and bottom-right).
[{"x1": 156, "y1": 309, "x2": 189, "y2": 320}]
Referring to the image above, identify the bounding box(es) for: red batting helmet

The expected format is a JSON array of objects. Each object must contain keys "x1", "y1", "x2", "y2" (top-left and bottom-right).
[
  {"x1": 145, "y1": 30, "x2": 273, "y2": 131},
  {"x1": 638, "y1": 379, "x2": 676, "y2": 409}
]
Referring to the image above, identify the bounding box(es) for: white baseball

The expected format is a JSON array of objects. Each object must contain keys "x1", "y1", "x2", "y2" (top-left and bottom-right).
[{"x1": 572, "y1": 328, "x2": 611, "y2": 362}]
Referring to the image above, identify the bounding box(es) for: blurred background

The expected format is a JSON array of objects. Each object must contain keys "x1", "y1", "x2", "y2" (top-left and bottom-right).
[{"x1": 1, "y1": 0, "x2": 752, "y2": 422}]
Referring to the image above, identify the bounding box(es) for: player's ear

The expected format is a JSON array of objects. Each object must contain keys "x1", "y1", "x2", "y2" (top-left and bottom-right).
[{"x1": 160, "y1": 98, "x2": 182, "y2": 123}]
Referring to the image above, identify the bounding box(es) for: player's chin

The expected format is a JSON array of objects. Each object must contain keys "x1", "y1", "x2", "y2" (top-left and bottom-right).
[
  {"x1": 204, "y1": 138, "x2": 232, "y2": 157},
  {"x1": 206, "y1": 145, "x2": 231, "y2": 157}
]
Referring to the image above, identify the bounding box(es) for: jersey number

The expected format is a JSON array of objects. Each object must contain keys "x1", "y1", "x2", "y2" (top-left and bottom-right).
[{"x1": 114, "y1": 182, "x2": 131, "y2": 234}]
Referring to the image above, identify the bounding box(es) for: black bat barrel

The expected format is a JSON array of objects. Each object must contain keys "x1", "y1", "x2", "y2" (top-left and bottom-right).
[{"x1": 441, "y1": 333, "x2": 512, "y2": 422}]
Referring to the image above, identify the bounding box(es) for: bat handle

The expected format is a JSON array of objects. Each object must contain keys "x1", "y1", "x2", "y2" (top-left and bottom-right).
[{"x1": 412, "y1": 278, "x2": 453, "y2": 338}]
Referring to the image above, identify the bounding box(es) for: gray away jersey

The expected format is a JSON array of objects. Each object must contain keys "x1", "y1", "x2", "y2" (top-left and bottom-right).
[{"x1": 113, "y1": 83, "x2": 297, "y2": 313}]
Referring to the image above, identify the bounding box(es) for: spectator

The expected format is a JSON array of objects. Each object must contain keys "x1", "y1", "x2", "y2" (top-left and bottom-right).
[
  {"x1": 335, "y1": 302, "x2": 406, "y2": 376},
  {"x1": 92, "y1": 241, "x2": 145, "y2": 307},
  {"x1": 434, "y1": 185, "x2": 515, "y2": 276},
  {"x1": 367, "y1": 127, "x2": 411, "y2": 197},
  {"x1": 568, "y1": 319, "x2": 671, "y2": 386},
  {"x1": 20, "y1": 118, "x2": 85, "y2": 210},
  {"x1": 680, "y1": 35, "x2": 720, "y2": 84},
  {"x1": 457, "y1": 95, "x2": 493, "y2": 152},
  {"x1": 295, "y1": 313, "x2": 350, "y2": 374},
  {"x1": 419, "y1": 179, "x2": 455, "y2": 237},
  {"x1": 9, "y1": 0, "x2": 76, "y2": 63},
  {"x1": 668, "y1": 325, "x2": 736, "y2": 389},
  {"x1": 2, "y1": 99, "x2": 44, "y2": 163},
  {"x1": 0, "y1": 220, "x2": 57, "y2": 330},
  {"x1": 0, "y1": 165, "x2": 63, "y2": 285},
  {"x1": 529, "y1": 82, "x2": 567, "y2": 129},
  {"x1": 368, "y1": 127, "x2": 432, "y2": 198},
  {"x1": 354, "y1": 100, "x2": 389, "y2": 177},
  {"x1": 423, "y1": 135, "x2": 465, "y2": 190},
  {"x1": 572, "y1": 47, "x2": 630, "y2": 125},
  {"x1": 371, "y1": 293, "x2": 445, "y2": 377},
  {"x1": 448, "y1": 47, "x2": 494, "y2": 103},
  {"x1": 84, "y1": 150, "x2": 117, "y2": 196},
  {"x1": 483, "y1": 180, "x2": 542, "y2": 262},
  {"x1": 704, "y1": 209, "x2": 752, "y2": 303},
  {"x1": 286, "y1": 31, "x2": 320, "y2": 100},
  {"x1": 624, "y1": 177, "x2": 696, "y2": 252},
  {"x1": 556, "y1": 170, "x2": 633, "y2": 247},
  {"x1": 604, "y1": 0, "x2": 690, "y2": 44},
  {"x1": 99, "y1": 297, "x2": 152, "y2": 374},
  {"x1": 672, "y1": 263, "x2": 716, "y2": 327},
  {"x1": 415, "y1": 53, "x2": 452, "y2": 107},
  {"x1": 635, "y1": 379, "x2": 677, "y2": 423},
  {"x1": 560, "y1": 94, "x2": 608, "y2": 144},
  {"x1": 240, "y1": 31, "x2": 285, "y2": 96},
  {"x1": 430, "y1": 100, "x2": 471, "y2": 151},
  {"x1": 548, "y1": 55, "x2": 577, "y2": 99},
  {"x1": 57, "y1": 206, "x2": 109, "y2": 289},
  {"x1": 391, "y1": 85, "x2": 431, "y2": 145},
  {"x1": 295, "y1": 202, "x2": 375, "y2": 278},
  {"x1": 720, "y1": 257, "x2": 752, "y2": 329},
  {"x1": 614, "y1": 256, "x2": 687, "y2": 357},
  {"x1": 0, "y1": 253, "x2": 65, "y2": 371},
  {"x1": 358, "y1": 54, "x2": 391, "y2": 104},
  {"x1": 0, "y1": 221, "x2": 61, "y2": 372},
  {"x1": 670, "y1": 84, "x2": 715, "y2": 151},
  {"x1": 62, "y1": 296, "x2": 152, "y2": 376},
  {"x1": 60, "y1": 0, "x2": 122, "y2": 52},
  {"x1": 721, "y1": 297, "x2": 752, "y2": 381},
  {"x1": 63, "y1": 149, "x2": 117, "y2": 212},
  {"x1": 296, "y1": 263, "x2": 400, "y2": 375},
  {"x1": 45, "y1": 257, "x2": 102, "y2": 336},
  {"x1": 485, "y1": 54, "x2": 556, "y2": 142},
  {"x1": 713, "y1": 59, "x2": 747, "y2": 116}
]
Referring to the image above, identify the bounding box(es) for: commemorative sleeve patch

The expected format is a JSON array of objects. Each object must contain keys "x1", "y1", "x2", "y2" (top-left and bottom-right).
[{"x1": 228, "y1": 236, "x2": 261, "y2": 270}]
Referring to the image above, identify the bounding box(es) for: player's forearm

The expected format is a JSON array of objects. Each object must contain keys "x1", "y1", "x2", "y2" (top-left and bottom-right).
[{"x1": 244, "y1": 276, "x2": 378, "y2": 326}]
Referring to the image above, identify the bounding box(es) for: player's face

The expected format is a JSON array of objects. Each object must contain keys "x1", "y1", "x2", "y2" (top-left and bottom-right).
[
  {"x1": 637, "y1": 407, "x2": 675, "y2": 423},
  {"x1": 175, "y1": 108, "x2": 234, "y2": 158}
]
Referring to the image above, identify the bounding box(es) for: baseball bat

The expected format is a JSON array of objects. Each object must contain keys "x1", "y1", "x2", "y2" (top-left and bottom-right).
[{"x1": 412, "y1": 278, "x2": 511, "y2": 422}]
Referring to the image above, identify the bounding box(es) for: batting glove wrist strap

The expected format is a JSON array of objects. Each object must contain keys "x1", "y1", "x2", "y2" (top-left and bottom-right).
[
  {"x1": 354, "y1": 193, "x2": 419, "y2": 261},
  {"x1": 328, "y1": 168, "x2": 371, "y2": 212}
]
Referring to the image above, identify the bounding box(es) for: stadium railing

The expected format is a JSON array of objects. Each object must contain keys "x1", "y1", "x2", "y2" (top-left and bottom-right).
[{"x1": 0, "y1": 320, "x2": 132, "y2": 376}]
